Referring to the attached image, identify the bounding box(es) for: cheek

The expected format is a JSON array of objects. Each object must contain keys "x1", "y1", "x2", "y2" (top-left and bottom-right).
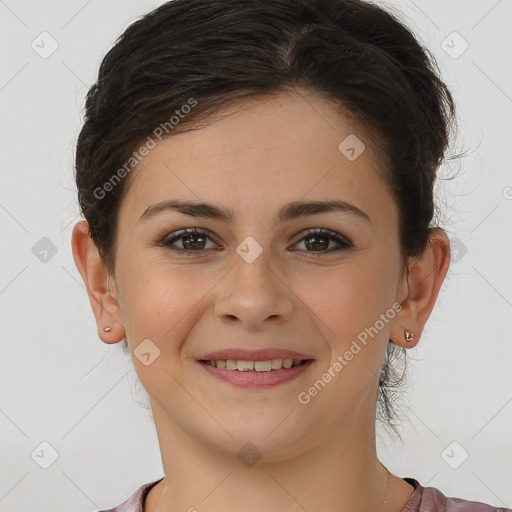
[
  {"x1": 117, "y1": 258, "x2": 208, "y2": 347},
  {"x1": 299, "y1": 265, "x2": 396, "y2": 409},
  {"x1": 307, "y1": 263, "x2": 393, "y2": 320},
  {"x1": 118, "y1": 264, "x2": 208, "y2": 394},
  {"x1": 299, "y1": 258, "x2": 398, "y2": 356}
]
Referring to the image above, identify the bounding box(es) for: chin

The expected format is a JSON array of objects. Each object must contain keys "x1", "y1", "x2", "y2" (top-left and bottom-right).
[{"x1": 204, "y1": 413, "x2": 311, "y2": 461}]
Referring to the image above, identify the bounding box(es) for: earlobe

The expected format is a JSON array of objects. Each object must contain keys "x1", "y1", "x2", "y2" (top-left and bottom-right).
[
  {"x1": 390, "y1": 228, "x2": 451, "y2": 348},
  {"x1": 71, "y1": 220, "x2": 126, "y2": 344}
]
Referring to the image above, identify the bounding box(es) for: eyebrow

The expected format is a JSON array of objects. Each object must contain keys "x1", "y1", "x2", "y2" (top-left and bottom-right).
[{"x1": 137, "y1": 198, "x2": 371, "y2": 225}]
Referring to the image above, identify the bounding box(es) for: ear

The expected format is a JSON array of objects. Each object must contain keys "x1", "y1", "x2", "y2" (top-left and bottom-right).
[
  {"x1": 71, "y1": 220, "x2": 126, "y2": 344},
  {"x1": 390, "y1": 228, "x2": 451, "y2": 348}
]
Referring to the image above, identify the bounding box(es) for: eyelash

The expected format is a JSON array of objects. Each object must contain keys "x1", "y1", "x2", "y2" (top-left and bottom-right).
[{"x1": 159, "y1": 227, "x2": 353, "y2": 257}]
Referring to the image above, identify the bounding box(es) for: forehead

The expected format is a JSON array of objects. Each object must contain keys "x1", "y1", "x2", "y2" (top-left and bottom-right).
[{"x1": 118, "y1": 89, "x2": 396, "y2": 228}]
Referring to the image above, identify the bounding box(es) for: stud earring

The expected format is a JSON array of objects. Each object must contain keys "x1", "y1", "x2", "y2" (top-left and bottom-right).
[
  {"x1": 404, "y1": 329, "x2": 414, "y2": 342},
  {"x1": 103, "y1": 326, "x2": 112, "y2": 332}
]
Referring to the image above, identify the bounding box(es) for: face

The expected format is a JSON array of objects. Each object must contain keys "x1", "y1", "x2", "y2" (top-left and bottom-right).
[{"x1": 107, "y1": 89, "x2": 407, "y2": 459}]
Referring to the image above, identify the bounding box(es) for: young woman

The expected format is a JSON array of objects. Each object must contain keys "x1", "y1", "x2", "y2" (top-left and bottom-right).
[{"x1": 71, "y1": 0, "x2": 510, "y2": 511}]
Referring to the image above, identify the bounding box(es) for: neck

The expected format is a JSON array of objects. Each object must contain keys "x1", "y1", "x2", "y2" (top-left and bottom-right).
[{"x1": 145, "y1": 400, "x2": 413, "y2": 512}]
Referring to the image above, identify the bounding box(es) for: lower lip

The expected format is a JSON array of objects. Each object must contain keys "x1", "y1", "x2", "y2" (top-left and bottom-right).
[{"x1": 197, "y1": 360, "x2": 315, "y2": 388}]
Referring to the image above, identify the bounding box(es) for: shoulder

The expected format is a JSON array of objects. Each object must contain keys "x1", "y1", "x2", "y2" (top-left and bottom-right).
[
  {"x1": 402, "y1": 477, "x2": 511, "y2": 512},
  {"x1": 95, "y1": 478, "x2": 164, "y2": 512}
]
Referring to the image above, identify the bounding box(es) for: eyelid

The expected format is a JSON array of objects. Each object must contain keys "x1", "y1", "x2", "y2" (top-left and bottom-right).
[
  {"x1": 293, "y1": 228, "x2": 352, "y2": 247},
  {"x1": 161, "y1": 228, "x2": 219, "y2": 248},
  {"x1": 159, "y1": 226, "x2": 353, "y2": 255},
  {"x1": 289, "y1": 228, "x2": 353, "y2": 256}
]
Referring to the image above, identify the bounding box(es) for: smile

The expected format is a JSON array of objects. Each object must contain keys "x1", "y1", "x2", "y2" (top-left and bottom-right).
[
  {"x1": 197, "y1": 359, "x2": 315, "y2": 388},
  {"x1": 203, "y1": 358, "x2": 305, "y2": 371}
]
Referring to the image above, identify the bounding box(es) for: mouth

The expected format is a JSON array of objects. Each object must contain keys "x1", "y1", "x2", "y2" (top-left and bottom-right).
[
  {"x1": 196, "y1": 357, "x2": 315, "y2": 388},
  {"x1": 195, "y1": 348, "x2": 315, "y2": 388},
  {"x1": 198, "y1": 358, "x2": 312, "y2": 372}
]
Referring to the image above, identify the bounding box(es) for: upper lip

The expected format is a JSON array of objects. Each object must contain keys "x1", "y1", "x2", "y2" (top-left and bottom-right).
[{"x1": 197, "y1": 348, "x2": 314, "y2": 361}]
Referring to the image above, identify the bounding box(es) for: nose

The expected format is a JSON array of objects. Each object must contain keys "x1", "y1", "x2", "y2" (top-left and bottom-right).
[{"x1": 214, "y1": 250, "x2": 295, "y2": 329}]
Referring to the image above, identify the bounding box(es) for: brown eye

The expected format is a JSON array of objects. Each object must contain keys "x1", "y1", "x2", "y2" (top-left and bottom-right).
[
  {"x1": 162, "y1": 228, "x2": 219, "y2": 254},
  {"x1": 160, "y1": 227, "x2": 352, "y2": 257},
  {"x1": 292, "y1": 228, "x2": 352, "y2": 256}
]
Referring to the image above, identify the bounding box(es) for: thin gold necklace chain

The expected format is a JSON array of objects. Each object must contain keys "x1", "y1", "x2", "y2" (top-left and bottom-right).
[{"x1": 382, "y1": 464, "x2": 391, "y2": 512}]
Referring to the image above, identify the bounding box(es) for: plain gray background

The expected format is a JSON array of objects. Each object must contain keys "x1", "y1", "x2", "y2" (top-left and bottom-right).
[{"x1": 0, "y1": 0, "x2": 511, "y2": 510}]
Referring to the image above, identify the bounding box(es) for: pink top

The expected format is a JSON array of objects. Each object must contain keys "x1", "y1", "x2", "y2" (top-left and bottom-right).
[{"x1": 97, "y1": 477, "x2": 511, "y2": 512}]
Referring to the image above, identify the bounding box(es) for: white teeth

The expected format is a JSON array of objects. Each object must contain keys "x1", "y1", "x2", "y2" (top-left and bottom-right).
[
  {"x1": 226, "y1": 360, "x2": 238, "y2": 370},
  {"x1": 237, "y1": 360, "x2": 254, "y2": 372},
  {"x1": 271, "y1": 359, "x2": 282, "y2": 370},
  {"x1": 254, "y1": 360, "x2": 272, "y2": 372},
  {"x1": 207, "y1": 358, "x2": 304, "y2": 371}
]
